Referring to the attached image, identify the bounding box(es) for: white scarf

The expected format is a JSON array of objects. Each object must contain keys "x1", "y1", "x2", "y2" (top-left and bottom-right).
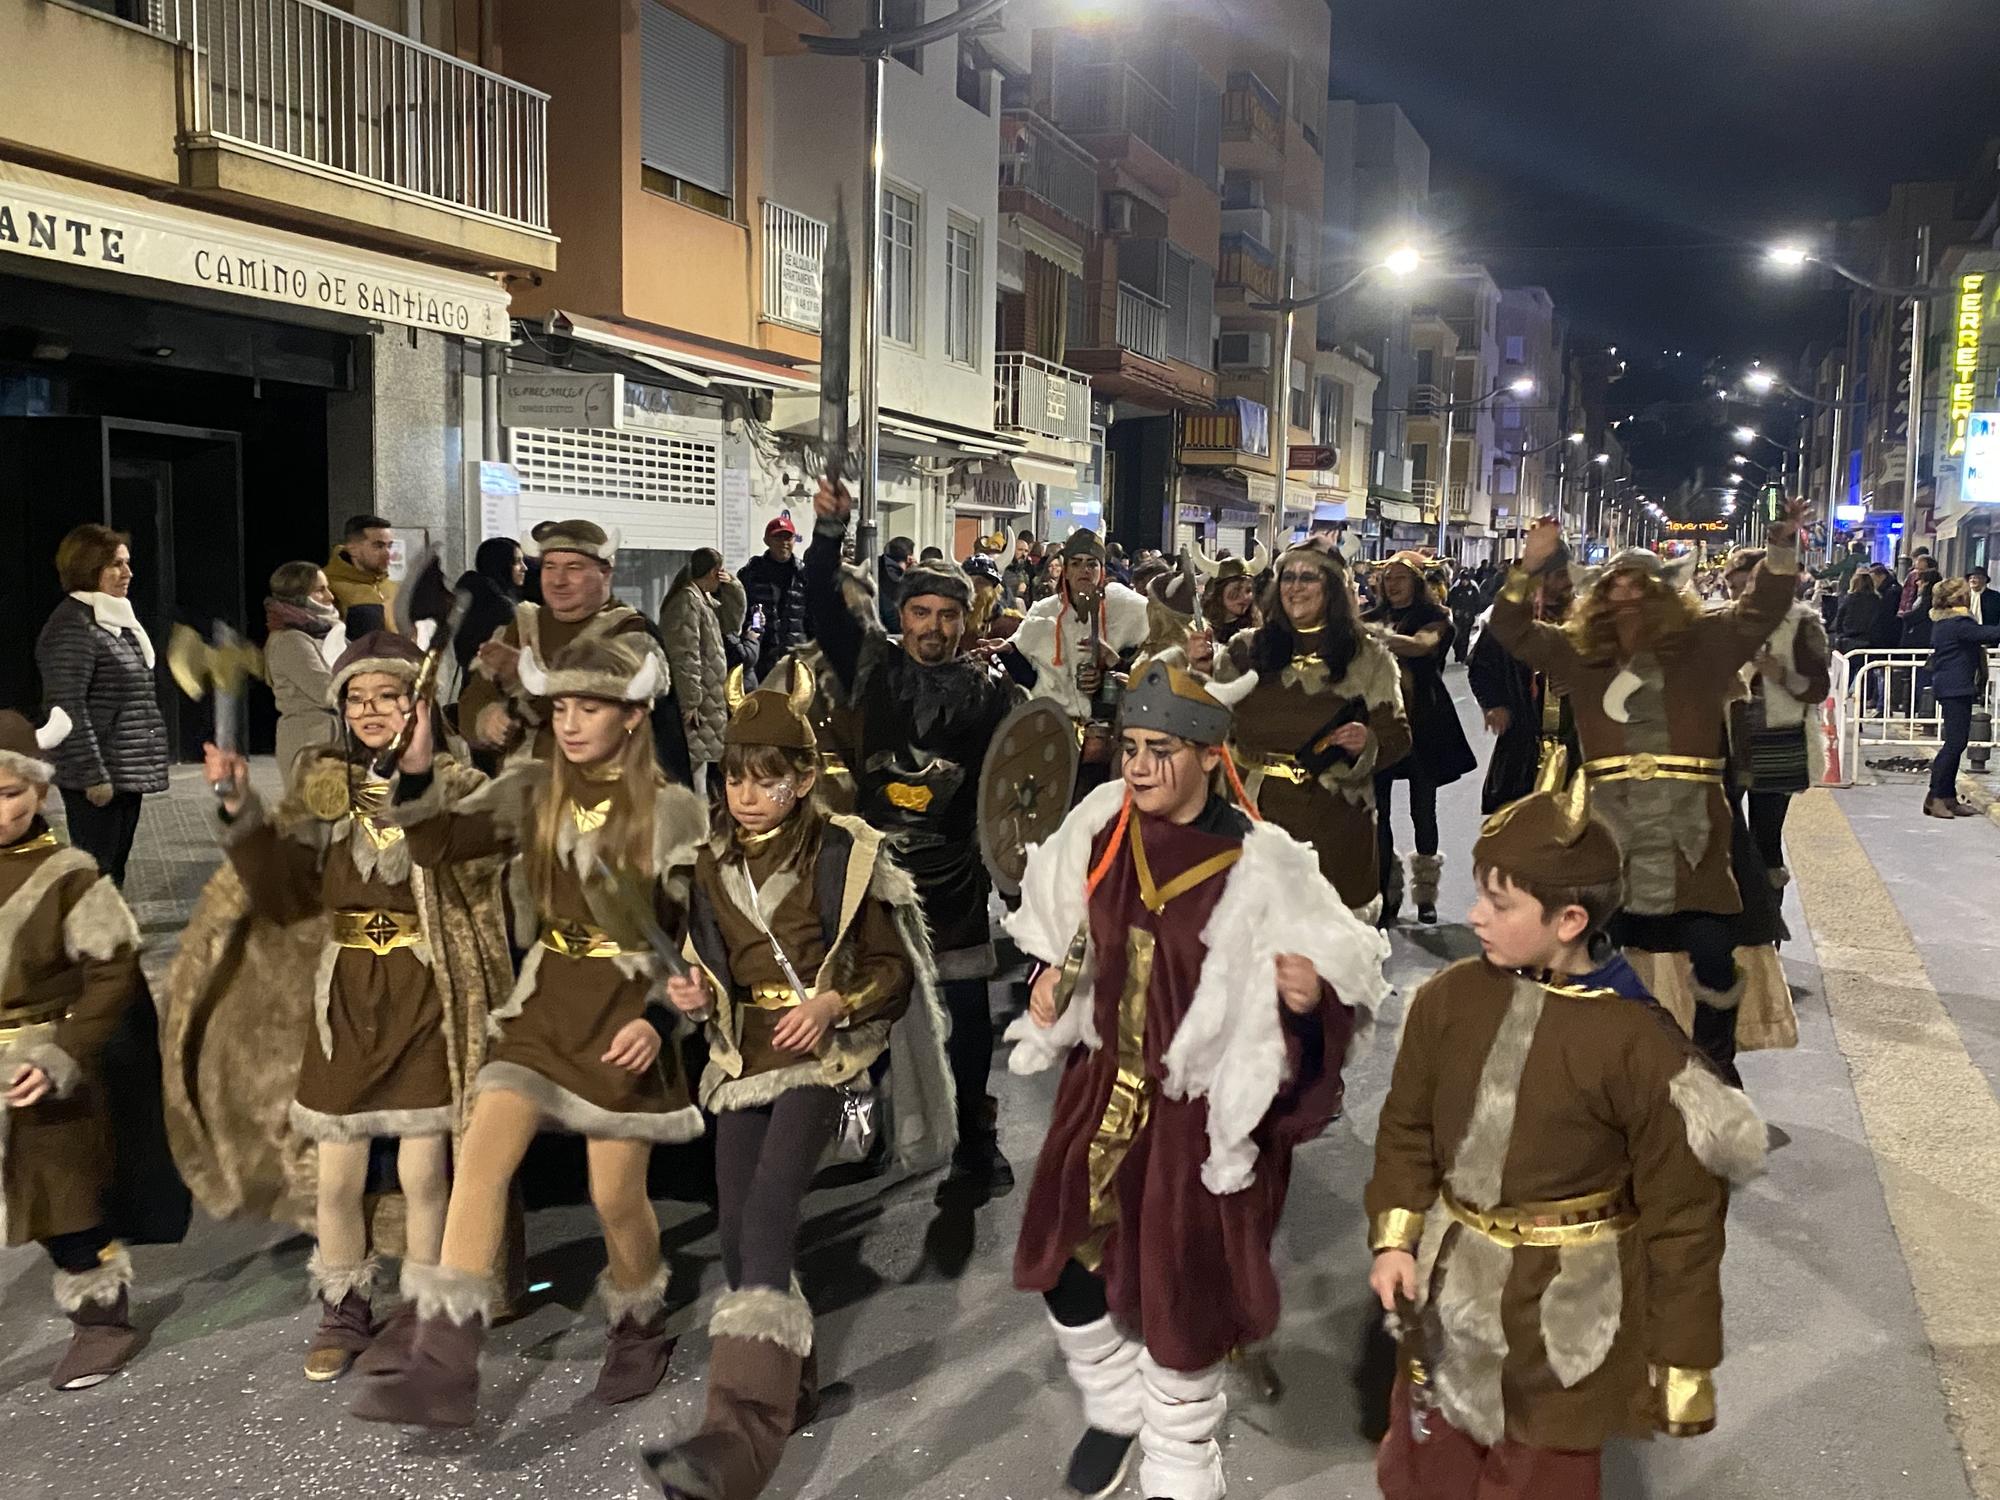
[{"x1": 70, "y1": 591, "x2": 155, "y2": 669}]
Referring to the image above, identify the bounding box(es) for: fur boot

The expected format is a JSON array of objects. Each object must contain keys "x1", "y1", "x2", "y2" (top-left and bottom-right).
[
  {"x1": 1050, "y1": 1313, "x2": 1142, "y2": 1498},
  {"x1": 50, "y1": 1245, "x2": 143, "y2": 1392},
  {"x1": 595, "y1": 1263, "x2": 677, "y2": 1405},
  {"x1": 643, "y1": 1284, "x2": 812, "y2": 1500},
  {"x1": 1136, "y1": 1351, "x2": 1227, "y2": 1500},
  {"x1": 348, "y1": 1262, "x2": 493, "y2": 1428},
  {"x1": 1408, "y1": 853, "x2": 1444, "y2": 924},
  {"x1": 304, "y1": 1249, "x2": 378, "y2": 1382}
]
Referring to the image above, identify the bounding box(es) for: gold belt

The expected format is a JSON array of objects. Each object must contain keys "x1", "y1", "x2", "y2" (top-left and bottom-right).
[
  {"x1": 1442, "y1": 1184, "x2": 1637, "y2": 1248},
  {"x1": 1233, "y1": 750, "x2": 1310, "y2": 785},
  {"x1": 0, "y1": 1000, "x2": 70, "y2": 1044},
  {"x1": 330, "y1": 908, "x2": 423, "y2": 955},
  {"x1": 539, "y1": 922, "x2": 642, "y2": 960},
  {"x1": 1582, "y1": 753, "x2": 1725, "y2": 786},
  {"x1": 747, "y1": 982, "x2": 804, "y2": 1011}
]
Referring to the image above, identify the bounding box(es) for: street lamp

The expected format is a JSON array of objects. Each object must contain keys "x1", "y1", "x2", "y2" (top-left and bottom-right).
[{"x1": 1742, "y1": 369, "x2": 1778, "y2": 396}]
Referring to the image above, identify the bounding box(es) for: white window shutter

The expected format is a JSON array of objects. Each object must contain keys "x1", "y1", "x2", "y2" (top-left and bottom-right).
[{"x1": 641, "y1": 4, "x2": 735, "y2": 200}]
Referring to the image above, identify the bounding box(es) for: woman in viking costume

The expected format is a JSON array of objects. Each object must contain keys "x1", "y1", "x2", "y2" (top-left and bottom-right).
[
  {"x1": 191, "y1": 631, "x2": 509, "y2": 1383},
  {"x1": 642, "y1": 666, "x2": 955, "y2": 1500},
  {"x1": 352, "y1": 635, "x2": 709, "y2": 1427},
  {"x1": 0, "y1": 706, "x2": 147, "y2": 1390},
  {"x1": 1212, "y1": 544, "x2": 1412, "y2": 921}
]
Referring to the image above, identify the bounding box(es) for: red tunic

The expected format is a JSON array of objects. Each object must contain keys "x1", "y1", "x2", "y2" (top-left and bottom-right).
[{"x1": 1012, "y1": 803, "x2": 1355, "y2": 1371}]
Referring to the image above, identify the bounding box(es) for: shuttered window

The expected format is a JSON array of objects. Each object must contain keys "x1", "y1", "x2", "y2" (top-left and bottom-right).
[
  {"x1": 640, "y1": 4, "x2": 738, "y2": 215},
  {"x1": 882, "y1": 189, "x2": 919, "y2": 346},
  {"x1": 946, "y1": 218, "x2": 979, "y2": 367}
]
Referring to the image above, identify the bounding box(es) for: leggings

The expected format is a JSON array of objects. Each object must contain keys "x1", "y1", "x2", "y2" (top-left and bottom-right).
[
  {"x1": 940, "y1": 976, "x2": 995, "y2": 1134},
  {"x1": 44, "y1": 1224, "x2": 115, "y2": 1275},
  {"x1": 1746, "y1": 791, "x2": 1793, "y2": 873},
  {"x1": 713, "y1": 1087, "x2": 843, "y2": 1290},
  {"x1": 439, "y1": 1087, "x2": 662, "y2": 1292},
  {"x1": 313, "y1": 1134, "x2": 450, "y2": 1271},
  {"x1": 1374, "y1": 770, "x2": 1440, "y2": 861},
  {"x1": 1043, "y1": 1257, "x2": 1110, "y2": 1329}
]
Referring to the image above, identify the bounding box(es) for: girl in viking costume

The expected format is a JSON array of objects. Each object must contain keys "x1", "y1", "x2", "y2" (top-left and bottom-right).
[
  {"x1": 643, "y1": 666, "x2": 955, "y2": 1500},
  {"x1": 352, "y1": 636, "x2": 709, "y2": 1428},
  {"x1": 199, "y1": 631, "x2": 507, "y2": 1383},
  {"x1": 1006, "y1": 660, "x2": 1390, "y2": 1500},
  {"x1": 0, "y1": 707, "x2": 146, "y2": 1390}
]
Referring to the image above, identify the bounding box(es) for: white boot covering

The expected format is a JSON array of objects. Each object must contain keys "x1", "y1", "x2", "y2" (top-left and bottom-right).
[
  {"x1": 1048, "y1": 1313, "x2": 1143, "y2": 1437},
  {"x1": 1137, "y1": 1350, "x2": 1227, "y2": 1500}
]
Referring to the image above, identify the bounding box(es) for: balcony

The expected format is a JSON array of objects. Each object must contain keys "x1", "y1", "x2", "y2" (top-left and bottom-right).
[
  {"x1": 996, "y1": 352, "x2": 1094, "y2": 449},
  {"x1": 1047, "y1": 62, "x2": 1179, "y2": 199},
  {"x1": 1218, "y1": 231, "x2": 1278, "y2": 302},
  {"x1": 762, "y1": 200, "x2": 828, "y2": 333},
  {"x1": 1115, "y1": 282, "x2": 1169, "y2": 363},
  {"x1": 1221, "y1": 71, "x2": 1283, "y2": 155},
  {"x1": 1183, "y1": 398, "x2": 1271, "y2": 460},
  {"x1": 1000, "y1": 111, "x2": 1099, "y2": 238},
  {"x1": 1413, "y1": 480, "x2": 1470, "y2": 522},
  {"x1": 1409, "y1": 383, "x2": 1445, "y2": 418}
]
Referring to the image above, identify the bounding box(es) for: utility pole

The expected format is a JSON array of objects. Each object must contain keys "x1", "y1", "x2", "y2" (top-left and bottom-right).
[{"x1": 1899, "y1": 224, "x2": 1931, "y2": 558}]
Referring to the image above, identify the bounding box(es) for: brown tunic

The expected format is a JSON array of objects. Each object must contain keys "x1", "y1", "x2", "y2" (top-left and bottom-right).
[
  {"x1": 458, "y1": 601, "x2": 660, "y2": 759},
  {"x1": 1366, "y1": 958, "x2": 1742, "y2": 1451},
  {"x1": 1219, "y1": 631, "x2": 1410, "y2": 910},
  {"x1": 399, "y1": 765, "x2": 706, "y2": 1142},
  {"x1": 0, "y1": 824, "x2": 138, "y2": 1245}
]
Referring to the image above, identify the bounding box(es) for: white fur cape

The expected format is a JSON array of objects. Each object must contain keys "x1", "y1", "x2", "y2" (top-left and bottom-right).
[
  {"x1": 1003, "y1": 780, "x2": 1391, "y2": 1194},
  {"x1": 1011, "y1": 582, "x2": 1153, "y2": 719}
]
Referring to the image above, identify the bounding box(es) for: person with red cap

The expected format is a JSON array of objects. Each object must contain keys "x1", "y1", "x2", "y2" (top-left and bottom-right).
[{"x1": 739, "y1": 515, "x2": 809, "y2": 682}]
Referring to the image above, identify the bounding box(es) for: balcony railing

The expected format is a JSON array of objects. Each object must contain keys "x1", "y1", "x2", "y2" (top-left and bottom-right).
[
  {"x1": 996, "y1": 353, "x2": 1094, "y2": 445},
  {"x1": 1409, "y1": 383, "x2": 1444, "y2": 417},
  {"x1": 1222, "y1": 70, "x2": 1282, "y2": 152},
  {"x1": 1412, "y1": 479, "x2": 1439, "y2": 507},
  {"x1": 1049, "y1": 62, "x2": 1174, "y2": 164},
  {"x1": 1115, "y1": 282, "x2": 1169, "y2": 363},
  {"x1": 1218, "y1": 231, "x2": 1278, "y2": 302},
  {"x1": 1184, "y1": 399, "x2": 1270, "y2": 458},
  {"x1": 1000, "y1": 111, "x2": 1099, "y2": 231},
  {"x1": 793, "y1": 0, "x2": 829, "y2": 16},
  {"x1": 763, "y1": 200, "x2": 828, "y2": 332},
  {"x1": 147, "y1": 0, "x2": 549, "y2": 232}
]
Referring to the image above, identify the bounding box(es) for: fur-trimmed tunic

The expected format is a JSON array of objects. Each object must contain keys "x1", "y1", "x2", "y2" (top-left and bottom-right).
[
  {"x1": 0, "y1": 822, "x2": 139, "y2": 1245},
  {"x1": 1006, "y1": 782, "x2": 1391, "y2": 1371},
  {"x1": 394, "y1": 761, "x2": 709, "y2": 1142},
  {"x1": 1217, "y1": 630, "x2": 1410, "y2": 911},
  {"x1": 458, "y1": 601, "x2": 664, "y2": 759},
  {"x1": 1366, "y1": 958, "x2": 1764, "y2": 1452}
]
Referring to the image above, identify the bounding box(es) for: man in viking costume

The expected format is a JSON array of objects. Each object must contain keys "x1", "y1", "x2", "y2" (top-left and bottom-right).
[
  {"x1": 1192, "y1": 542, "x2": 1271, "y2": 647},
  {"x1": 1487, "y1": 502, "x2": 1808, "y2": 1082},
  {"x1": 1467, "y1": 560, "x2": 1579, "y2": 814},
  {"x1": 805, "y1": 481, "x2": 1017, "y2": 1195},
  {"x1": 1008, "y1": 529, "x2": 1152, "y2": 753},
  {"x1": 1213, "y1": 544, "x2": 1411, "y2": 921},
  {"x1": 642, "y1": 667, "x2": 955, "y2": 1500},
  {"x1": 184, "y1": 631, "x2": 510, "y2": 1382},
  {"x1": 1365, "y1": 754, "x2": 1765, "y2": 1499},
  {"x1": 1007, "y1": 660, "x2": 1390, "y2": 1500},
  {"x1": 0, "y1": 706, "x2": 147, "y2": 1390}
]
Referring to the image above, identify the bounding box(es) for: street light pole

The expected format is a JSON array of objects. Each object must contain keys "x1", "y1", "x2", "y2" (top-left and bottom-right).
[
  {"x1": 1434, "y1": 396, "x2": 1457, "y2": 556},
  {"x1": 1901, "y1": 224, "x2": 1930, "y2": 557},
  {"x1": 1274, "y1": 274, "x2": 1296, "y2": 541},
  {"x1": 856, "y1": 0, "x2": 886, "y2": 565}
]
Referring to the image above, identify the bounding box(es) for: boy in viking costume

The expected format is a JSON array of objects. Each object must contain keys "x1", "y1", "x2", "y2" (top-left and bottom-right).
[
  {"x1": 1365, "y1": 754, "x2": 1765, "y2": 1499},
  {"x1": 642, "y1": 667, "x2": 954, "y2": 1500},
  {"x1": 1488, "y1": 502, "x2": 1809, "y2": 1082},
  {"x1": 0, "y1": 706, "x2": 146, "y2": 1390},
  {"x1": 353, "y1": 636, "x2": 710, "y2": 1427},
  {"x1": 197, "y1": 631, "x2": 508, "y2": 1382},
  {"x1": 1007, "y1": 660, "x2": 1390, "y2": 1500}
]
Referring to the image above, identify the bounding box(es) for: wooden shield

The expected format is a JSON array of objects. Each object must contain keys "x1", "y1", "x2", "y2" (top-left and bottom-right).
[{"x1": 979, "y1": 696, "x2": 1080, "y2": 897}]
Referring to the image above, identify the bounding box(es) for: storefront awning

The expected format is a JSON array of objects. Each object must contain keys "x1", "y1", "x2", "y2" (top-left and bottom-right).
[
  {"x1": 551, "y1": 310, "x2": 816, "y2": 392},
  {"x1": 882, "y1": 411, "x2": 1028, "y2": 457},
  {"x1": 1010, "y1": 454, "x2": 1083, "y2": 489}
]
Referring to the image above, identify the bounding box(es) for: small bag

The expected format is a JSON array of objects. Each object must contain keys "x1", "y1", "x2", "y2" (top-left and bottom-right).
[
  {"x1": 824, "y1": 1083, "x2": 879, "y2": 1166},
  {"x1": 1746, "y1": 725, "x2": 1810, "y2": 793}
]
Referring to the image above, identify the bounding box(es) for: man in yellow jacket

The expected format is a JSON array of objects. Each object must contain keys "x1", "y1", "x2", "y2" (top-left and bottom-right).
[{"x1": 324, "y1": 514, "x2": 399, "y2": 624}]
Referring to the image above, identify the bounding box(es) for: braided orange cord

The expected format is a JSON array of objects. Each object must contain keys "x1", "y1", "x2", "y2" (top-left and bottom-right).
[
  {"x1": 1220, "y1": 744, "x2": 1264, "y2": 822},
  {"x1": 1084, "y1": 790, "x2": 1135, "y2": 900}
]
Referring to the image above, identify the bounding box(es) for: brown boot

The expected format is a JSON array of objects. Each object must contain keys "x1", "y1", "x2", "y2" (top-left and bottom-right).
[
  {"x1": 353, "y1": 1300, "x2": 418, "y2": 1378},
  {"x1": 595, "y1": 1264, "x2": 676, "y2": 1405},
  {"x1": 304, "y1": 1251, "x2": 378, "y2": 1382},
  {"x1": 1925, "y1": 795, "x2": 1959, "y2": 819},
  {"x1": 348, "y1": 1263, "x2": 493, "y2": 1429},
  {"x1": 50, "y1": 1247, "x2": 144, "y2": 1392},
  {"x1": 642, "y1": 1285, "x2": 812, "y2": 1500}
]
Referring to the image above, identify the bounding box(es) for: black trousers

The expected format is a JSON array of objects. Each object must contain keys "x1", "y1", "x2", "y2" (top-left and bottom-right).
[
  {"x1": 1746, "y1": 791, "x2": 1793, "y2": 872},
  {"x1": 1373, "y1": 770, "x2": 1440, "y2": 861},
  {"x1": 44, "y1": 1224, "x2": 115, "y2": 1275},
  {"x1": 713, "y1": 1087, "x2": 842, "y2": 1291},
  {"x1": 1043, "y1": 1257, "x2": 1109, "y2": 1328},
  {"x1": 59, "y1": 788, "x2": 144, "y2": 887},
  {"x1": 1932, "y1": 697, "x2": 1974, "y2": 800},
  {"x1": 940, "y1": 975, "x2": 995, "y2": 1134}
]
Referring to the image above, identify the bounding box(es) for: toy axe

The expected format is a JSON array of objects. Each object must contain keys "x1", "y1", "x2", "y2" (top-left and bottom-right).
[{"x1": 168, "y1": 621, "x2": 264, "y2": 801}]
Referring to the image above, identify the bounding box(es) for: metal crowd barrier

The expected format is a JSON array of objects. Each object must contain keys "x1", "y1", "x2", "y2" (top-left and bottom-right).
[{"x1": 1825, "y1": 648, "x2": 2000, "y2": 787}]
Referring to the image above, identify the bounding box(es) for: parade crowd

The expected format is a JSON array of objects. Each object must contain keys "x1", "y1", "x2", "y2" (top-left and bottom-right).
[{"x1": 4, "y1": 484, "x2": 1990, "y2": 1500}]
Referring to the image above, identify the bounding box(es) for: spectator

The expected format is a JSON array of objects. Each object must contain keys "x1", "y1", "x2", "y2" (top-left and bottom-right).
[
  {"x1": 963, "y1": 554, "x2": 1020, "y2": 643},
  {"x1": 1898, "y1": 547, "x2": 1933, "y2": 617},
  {"x1": 659, "y1": 547, "x2": 742, "y2": 794},
  {"x1": 1032, "y1": 549, "x2": 1066, "y2": 604},
  {"x1": 918, "y1": 545, "x2": 945, "y2": 563},
  {"x1": 878, "y1": 536, "x2": 914, "y2": 631},
  {"x1": 1900, "y1": 557, "x2": 1941, "y2": 650},
  {"x1": 1867, "y1": 564, "x2": 1902, "y2": 647},
  {"x1": 452, "y1": 538, "x2": 525, "y2": 681},
  {"x1": 1969, "y1": 566, "x2": 1999, "y2": 626},
  {"x1": 1444, "y1": 568, "x2": 1484, "y2": 665},
  {"x1": 1815, "y1": 538, "x2": 1869, "y2": 594},
  {"x1": 1001, "y1": 530, "x2": 1039, "y2": 608},
  {"x1": 738, "y1": 515, "x2": 808, "y2": 678},
  {"x1": 34, "y1": 524, "x2": 169, "y2": 886},
  {"x1": 262, "y1": 560, "x2": 346, "y2": 784},
  {"x1": 324, "y1": 514, "x2": 398, "y2": 630},
  {"x1": 1832, "y1": 568, "x2": 1885, "y2": 653},
  {"x1": 1923, "y1": 577, "x2": 2000, "y2": 818},
  {"x1": 1105, "y1": 541, "x2": 1133, "y2": 585}
]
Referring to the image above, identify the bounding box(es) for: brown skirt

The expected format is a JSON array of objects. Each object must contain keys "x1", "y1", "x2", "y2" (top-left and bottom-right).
[
  {"x1": 292, "y1": 948, "x2": 452, "y2": 1141},
  {"x1": 1255, "y1": 777, "x2": 1381, "y2": 910}
]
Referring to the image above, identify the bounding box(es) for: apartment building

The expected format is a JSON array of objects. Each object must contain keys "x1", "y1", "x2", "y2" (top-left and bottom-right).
[
  {"x1": 1406, "y1": 266, "x2": 1515, "y2": 562},
  {"x1": 0, "y1": 0, "x2": 554, "y2": 750},
  {"x1": 1493, "y1": 286, "x2": 1560, "y2": 559}
]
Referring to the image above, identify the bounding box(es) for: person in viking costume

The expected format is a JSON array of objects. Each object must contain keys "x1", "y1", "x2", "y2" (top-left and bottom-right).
[
  {"x1": 1364, "y1": 551, "x2": 1477, "y2": 925},
  {"x1": 1365, "y1": 753, "x2": 1766, "y2": 1500},
  {"x1": 805, "y1": 480, "x2": 1017, "y2": 1196},
  {"x1": 0, "y1": 706, "x2": 147, "y2": 1390},
  {"x1": 1213, "y1": 544, "x2": 1412, "y2": 922},
  {"x1": 1192, "y1": 542, "x2": 1271, "y2": 647},
  {"x1": 194, "y1": 631, "x2": 509, "y2": 1383},
  {"x1": 1139, "y1": 551, "x2": 1213, "y2": 674},
  {"x1": 1487, "y1": 503, "x2": 1808, "y2": 1083},
  {"x1": 642, "y1": 668, "x2": 955, "y2": 1500},
  {"x1": 1006, "y1": 659, "x2": 1390, "y2": 1500},
  {"x1": 352, "y1": 636, "x2": 709, "y2": 1427},
  {"x1": 1008, "y1": 529, "x2": 1152, "y2": 780},
  {"x1": 1467, "y1": 561, "x2": 1579, "y2": 814}
]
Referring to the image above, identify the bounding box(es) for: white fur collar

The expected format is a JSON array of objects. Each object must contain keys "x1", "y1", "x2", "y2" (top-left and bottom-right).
[{"x1": 70, "y1": 592, "x2": 155, "y2": 668}]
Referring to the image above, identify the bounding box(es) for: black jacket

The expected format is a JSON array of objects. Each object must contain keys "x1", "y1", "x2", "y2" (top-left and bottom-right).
[
  {"x1": 1928, "y1": 613, "x2": 2000, "y2": 699},
  {"x1": 451, "y1": 570, "x2": 520, "y2": 680},
  {"x1": 1466, "y1": 618, "x2": 1578, "y2": 814},
  {"x1": 34, "y1": 596, "x2": 170, "y2": 793},
  {"x1": 1365, "y1": 598, "x2": 1476, "y2": 787},
  {"x1": 738, "y1": 549, "x2": 809, "y2": 678},
  {"x1": 1899, "y1": 581, "x2": 1938, "y2": 649},
  {"x1": 1832, "y1": 590, "x2": 1884, "y2": 653}
]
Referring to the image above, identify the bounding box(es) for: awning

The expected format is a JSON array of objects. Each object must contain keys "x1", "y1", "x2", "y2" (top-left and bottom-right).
[
  {"x1": 1015, "y1": 219, "x2": 1086, "y2": 278},
  {"x1": 1011, "y1": 453, "x2": 1083, "y2": 489},
  {"x1": 882, "y1": 411, "x2": 1028, "y2": 457},
  {"x1": 550, "y1": 310, "x2": 816, "y2": 392}
]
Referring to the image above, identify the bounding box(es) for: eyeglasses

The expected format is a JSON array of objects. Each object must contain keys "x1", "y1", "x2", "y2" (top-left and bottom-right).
[
  {"x1": 343, "y1": 692, "x2": 411, "y2": 715},
  {"x1": 1278, "y1": 571, "x2": 1326, "y2": 587}
]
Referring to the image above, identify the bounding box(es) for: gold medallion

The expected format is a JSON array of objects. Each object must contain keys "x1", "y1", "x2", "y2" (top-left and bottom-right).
[{"x1": 298, "y1": 757, "x2": 356, "y2": 822}]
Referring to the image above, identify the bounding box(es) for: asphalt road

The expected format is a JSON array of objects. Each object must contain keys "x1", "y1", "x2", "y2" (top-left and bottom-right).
[{"x1": 0, "y1": 669, "x2": 1989, "y2": 1500}]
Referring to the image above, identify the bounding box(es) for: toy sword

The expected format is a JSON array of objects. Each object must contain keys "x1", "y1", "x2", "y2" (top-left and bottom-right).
[
  {"x1": 168, "y1": 620, "x2": 264, "y2": 801},
  {"x1": 819, "y1": 191, "x2": 858, "y2": 553},
  {"x1": 589, "y1": 855, "x2": 690, "y2": 981}
]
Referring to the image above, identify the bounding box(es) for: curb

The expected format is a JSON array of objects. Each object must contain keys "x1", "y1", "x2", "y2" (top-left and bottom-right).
[{"x1": 1958, "y1": 771, "x2": 2000, "y2": 829}]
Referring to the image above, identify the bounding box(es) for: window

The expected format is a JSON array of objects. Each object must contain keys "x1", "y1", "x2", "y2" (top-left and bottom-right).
[
  {"x1": 1505, "y1": 334, "x2": 1525, "y2": 364},
  {"x1": 1289, "y1": 359, "x2": 1310, "y2": 432},
  {"x1": 956, "y1": 37, "x2": 990, "y2": 113},
  {"x1": 1414, "y1": 349, "x2": 1435, "y2": 387},
  {"x1": 1314, "y1": 377, "x2": 1345, "y2": 445},
  {"x1": 639, "y1": 4, "x2": 739, "y2": 219},
  {"x1": 887, "y1": 0, "x2": 924, "y2": 72},
  {"x1": 881, "y1": 188, "x2": 919, "y2": 346},
  {"x1": 1501, "y1": 404, "x2": 1522, "y2": 429},
  {"x1": 946, "y1": 218, "x2": 979, "y2": 366}
]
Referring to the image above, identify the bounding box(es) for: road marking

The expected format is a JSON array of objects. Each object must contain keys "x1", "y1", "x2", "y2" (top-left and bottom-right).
[{"x1": 1790, "y1": 788, "x2": 2000, "y2": 1499}]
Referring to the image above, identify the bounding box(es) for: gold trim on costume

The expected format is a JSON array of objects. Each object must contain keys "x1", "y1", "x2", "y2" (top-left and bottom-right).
[
  {"x1": 1440, "y1": 1184, "x2": 1637, "y2": 1249},
  {"x1": 884, "y1": 781, "x2": 934, "y2": 813},
  {"x1": 569, "y1": 797, "x2": 611, "y2": 834},
  {"x1": 1582, "y1": 752, "x2": 1725, "y2": 785},
  {"x1": 1232, "y1": 749, "x2": 1310, "y2": 785},
  {"x1": 1370, "y1": 1208, "x2": 1427, "y2": 1254},
  {"x1": 1129, "y1": 818, "x2": 1242, "y2": 915},
  {"x1": 746, "y1": 982, "x2": 805, "y2": 1011},
  {"x1": 330, "y1": 908, "x2": 423, "y2": 955},
  {"x1": 0, "y1": 1000, "x2": 71, "y2": 1041},
  {"x1": 2, "y1": 829, "x2": 60, "y2": 857},
  {"x1": 734, "y1": 824, "x2": 786, "y2": 850},
  {"x1": 1076, "y1": 927, "x2": 1156, "y2": 1273},
  {"x1": 539, "y1": 921, "x2": 640, "y2": 959},
  {"x1": 1499, "y1": 567, "x2": 1536, "y2": 604},
  {"x1": 1655, "y1": 1365, "x2": 1717, "y2": 1435}
]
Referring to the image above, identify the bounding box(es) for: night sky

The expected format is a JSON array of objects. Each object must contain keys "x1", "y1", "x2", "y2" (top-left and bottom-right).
[{"x1": 1329, "y1": 0, "x2": 2000, "y2": 367}]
